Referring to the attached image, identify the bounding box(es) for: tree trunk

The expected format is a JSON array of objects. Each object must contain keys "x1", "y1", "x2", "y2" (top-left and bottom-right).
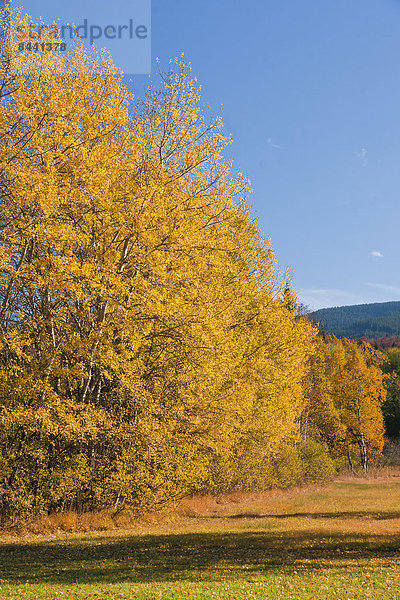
[{"x1": 346, "y1": 436, "x2": 354, "y2": 473}]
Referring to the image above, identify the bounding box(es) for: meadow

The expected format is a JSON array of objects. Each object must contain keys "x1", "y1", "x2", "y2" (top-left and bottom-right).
[{"x1": 0, "y1": 477, "x2": 399, "y2": 599}]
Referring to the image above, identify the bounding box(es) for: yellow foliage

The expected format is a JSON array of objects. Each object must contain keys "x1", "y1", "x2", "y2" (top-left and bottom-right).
[
  {"x1": 0, "y1": 8, "x2": 381, "y2": 522},
  {"x1": 301, "y1": 334, "x2": 386, "y2": 472}
]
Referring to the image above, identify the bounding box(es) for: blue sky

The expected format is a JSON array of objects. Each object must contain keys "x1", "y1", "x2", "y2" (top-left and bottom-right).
[{"x1": 14, "y1": 0, "x2": 400, "y2": 309}]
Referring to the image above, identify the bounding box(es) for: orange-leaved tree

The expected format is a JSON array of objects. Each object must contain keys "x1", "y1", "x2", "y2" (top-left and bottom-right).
[{"x1": 301, "y1": 334, "x2": 386, "y2": 472}]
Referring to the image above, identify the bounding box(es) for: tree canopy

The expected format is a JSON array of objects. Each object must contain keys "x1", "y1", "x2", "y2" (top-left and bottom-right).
[{"x1": 0, "y1": 8, "x2": 388, "y2": 523}]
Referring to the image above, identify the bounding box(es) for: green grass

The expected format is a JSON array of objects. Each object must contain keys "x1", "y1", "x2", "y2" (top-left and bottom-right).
[{"x1": 1, "y1": 480, "x2": 400, "y2": 599}]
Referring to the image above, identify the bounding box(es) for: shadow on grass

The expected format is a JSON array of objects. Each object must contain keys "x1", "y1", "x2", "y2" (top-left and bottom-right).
[
  {"x1": 1, "y1": 528, "x2": 400, "y2": 585},
  {"x1": 220, "y1": 511, "x2": 400, "y2": 521}
]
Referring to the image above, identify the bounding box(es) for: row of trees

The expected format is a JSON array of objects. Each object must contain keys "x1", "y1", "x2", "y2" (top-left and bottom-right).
[{"x1": 0, "y1": 9, "x2": 388, "y2": 523}]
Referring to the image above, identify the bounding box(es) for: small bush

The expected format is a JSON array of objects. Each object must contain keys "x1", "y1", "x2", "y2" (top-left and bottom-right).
[
  {"x1": 298, "y1": 440, "x2": 337, "y2": 483},
  {"x1": 271, "y1": 444, "x2": 305, "y2": 488}
]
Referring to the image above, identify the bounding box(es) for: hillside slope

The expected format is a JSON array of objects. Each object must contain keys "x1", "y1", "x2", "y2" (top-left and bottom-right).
[{"x1": 311, "y1": 301, "x2": 400, "y2": 339}]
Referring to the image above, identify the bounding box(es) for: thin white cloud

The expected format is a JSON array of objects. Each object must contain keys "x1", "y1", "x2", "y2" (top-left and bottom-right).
[
  {"x1": 370, "y1": 250, "x2": 383, "y2": 258},
  {"x1": 267, "y1": 137, "x2": 281, "y2": 149},
  {"x1": 365, "y1": 283, "x2": 400, "y2": 297},
  {"x1": 356, "y1": 147, "x2": 368, "y2": 166},
  {"x1": 298, "y1": 288, "x2": 362, "y2": 310},
  {"x1": 299, "y1": 284, "x2": 400, "y2": 311}
]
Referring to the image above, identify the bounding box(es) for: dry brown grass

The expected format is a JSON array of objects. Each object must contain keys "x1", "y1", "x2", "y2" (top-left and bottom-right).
[
  {"x1": 5, "y1": 510, "x2": 118, "y2": 537},
  {"x1": 337, "y1": 465, "x2": 400, "y2": 481}
]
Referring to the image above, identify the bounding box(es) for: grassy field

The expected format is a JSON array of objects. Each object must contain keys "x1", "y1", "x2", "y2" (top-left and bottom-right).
[{"x1": 1, "y1": 478, "x2": 400, "y2": 599}]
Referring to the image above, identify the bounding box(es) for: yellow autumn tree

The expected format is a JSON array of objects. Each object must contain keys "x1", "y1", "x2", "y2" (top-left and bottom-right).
[
  {"x1": 334, "y1": 339, "x2": 386, "y2": 472},
  {"x1": 302, "y1": 334, "x2": 386, "y2": 472},
  {"x1": 0, "y1": 8, "x2": 318, "y2": 522},
  {"x1": 300, "y1": 334, "x2": 346, "y2": 449}
]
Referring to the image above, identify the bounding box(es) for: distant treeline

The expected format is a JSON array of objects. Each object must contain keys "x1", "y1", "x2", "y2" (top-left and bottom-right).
[{"x1": 311, "y1": 301, "x2": 400, "y2": 339}]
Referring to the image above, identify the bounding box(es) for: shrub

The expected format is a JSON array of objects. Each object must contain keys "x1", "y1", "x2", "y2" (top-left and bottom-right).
[
  {"x1": 270, "y1": 444, "x2": 305, "y2": 488},
  {"x1": 298, "y1": 440, "x2": 337, "y2": 483}
]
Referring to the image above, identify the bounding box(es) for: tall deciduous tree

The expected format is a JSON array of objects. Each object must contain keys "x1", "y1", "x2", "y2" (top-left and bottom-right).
[{"x1": 0, "y1": 9, "x2": 316, "y2": 520}]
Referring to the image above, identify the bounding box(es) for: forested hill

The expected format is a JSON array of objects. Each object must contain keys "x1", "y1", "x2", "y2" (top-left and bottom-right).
[{"x1": 310, "y1": 301, "x2": 400, "y2": 339}]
